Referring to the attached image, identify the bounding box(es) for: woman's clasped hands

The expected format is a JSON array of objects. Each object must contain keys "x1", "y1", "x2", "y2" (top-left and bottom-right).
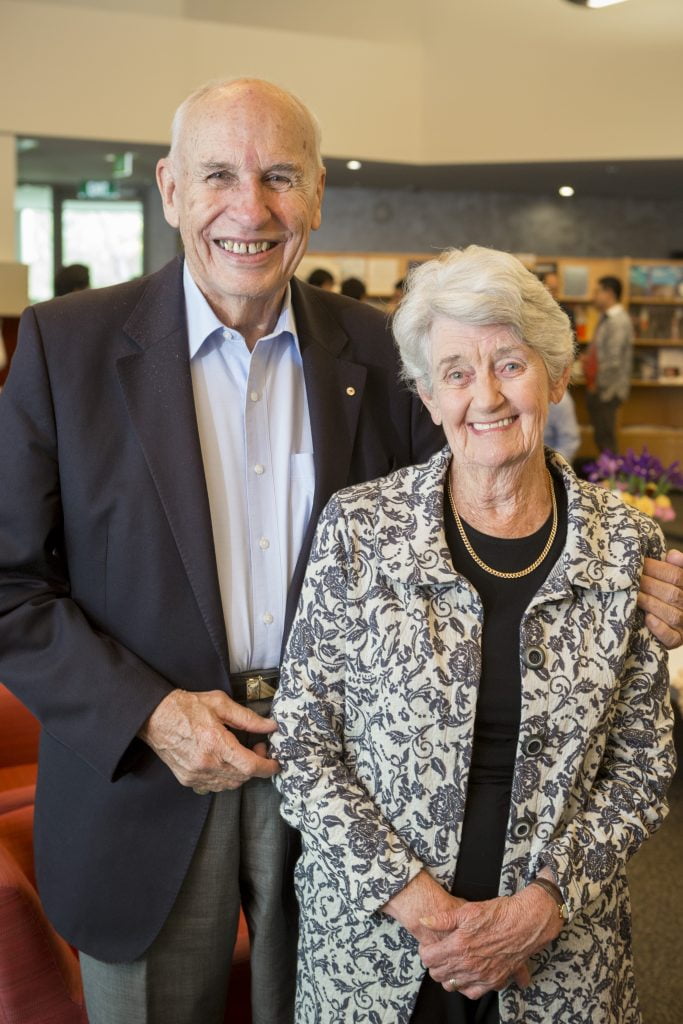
[{"x1": 417, "y1": 883, "x2": 564, "y2": 1000}]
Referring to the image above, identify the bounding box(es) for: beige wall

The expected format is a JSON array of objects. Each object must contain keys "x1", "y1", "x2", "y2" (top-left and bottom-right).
[
  {"x1": 421, "y1": 0, "x2": 683, "y2": 164},
  {"x1": 0, "y1": 0, "x2": 423, "y2": 161},
  {"x1": 2, "y1": 0, "x2": 683, "y2": 166}
]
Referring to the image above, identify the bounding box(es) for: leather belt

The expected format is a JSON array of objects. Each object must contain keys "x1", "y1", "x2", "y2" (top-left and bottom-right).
[{"x1": 230, "y1": 668, "x2": 279, "y2": 703}]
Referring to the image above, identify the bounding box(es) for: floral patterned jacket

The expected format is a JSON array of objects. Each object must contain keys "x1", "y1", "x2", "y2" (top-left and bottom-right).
[{"x1": 272, "y1": 446, "x2": 675, "y2": 1024}]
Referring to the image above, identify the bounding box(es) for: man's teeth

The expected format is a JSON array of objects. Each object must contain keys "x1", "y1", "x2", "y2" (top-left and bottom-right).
[
  {"x1": 471, "y1": 417, "x2": 516, "y2": 431},
  {"x1": 217, "y1": 239, "x2": 274, "y2": 255}
]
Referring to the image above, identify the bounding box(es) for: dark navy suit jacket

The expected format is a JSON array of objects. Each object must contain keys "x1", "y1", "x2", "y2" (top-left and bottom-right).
[{"x1": 0, "y1": 256, "x2": 442, "y2": 960}]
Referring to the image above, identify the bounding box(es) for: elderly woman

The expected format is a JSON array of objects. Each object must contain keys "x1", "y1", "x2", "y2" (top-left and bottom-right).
[{"x1": 270, "y1": 246, "x2": 675, "y2": 1024}]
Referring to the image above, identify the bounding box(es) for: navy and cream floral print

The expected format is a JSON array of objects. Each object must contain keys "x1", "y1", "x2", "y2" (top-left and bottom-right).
[{"x1": 271, "y1": 446, "x2": 675, "y2": 1024}]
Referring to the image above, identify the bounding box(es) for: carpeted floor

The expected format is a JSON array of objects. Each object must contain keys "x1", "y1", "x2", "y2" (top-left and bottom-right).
[
  {"x1": 628, "y1": 706, "x2": 683, "y2": 1023},
  {"x1": 626, "y1": 507, "x2": 683, "y2": 1023}
]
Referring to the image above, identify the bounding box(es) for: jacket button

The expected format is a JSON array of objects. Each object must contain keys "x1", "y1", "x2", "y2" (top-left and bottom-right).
[
  {"x1": 522, "y1": 646, "x2": 545, "y2": 670},
  {"x1": 511, "y1": 814, "x2": 536, "y2": 840},
  {"x1": 522, "y1": 734, "x2": 544, "y2": 757}
]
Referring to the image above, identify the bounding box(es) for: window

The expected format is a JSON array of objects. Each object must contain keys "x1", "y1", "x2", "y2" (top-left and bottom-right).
[
  {"x1": 15, "y1": 185, "x2": 54, "y2": 303},
  {"x1": 62, "y1": 198, "x2": 144, "y2": 289}
]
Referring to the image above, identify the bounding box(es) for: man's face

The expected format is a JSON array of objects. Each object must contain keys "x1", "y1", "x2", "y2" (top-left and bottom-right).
[
  {"x1": 157, "y1": 82, "x2": 325, "y2": 324},
  {"x1": 593, "y1": 284, "x2": 613, "y2": 312}
]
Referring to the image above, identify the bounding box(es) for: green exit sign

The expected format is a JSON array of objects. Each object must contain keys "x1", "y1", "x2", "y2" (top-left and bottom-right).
[{"x1": 77, "y1": 180, "x2": 120, "y2": 199}]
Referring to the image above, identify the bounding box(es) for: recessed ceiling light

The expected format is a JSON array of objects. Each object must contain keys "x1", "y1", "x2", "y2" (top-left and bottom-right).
[
  {"x1": 564, "y1": 0, "x2": 629, "y2": 7},
  {"x1": 559, "y1": 185, "x2": 575, "y2": 197},
  {"x1": 346, "y1": 160, "x2": 362, "y2": 171}
]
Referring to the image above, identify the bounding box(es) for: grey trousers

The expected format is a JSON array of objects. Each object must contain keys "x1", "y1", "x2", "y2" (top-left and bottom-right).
[
  {"x1": 80, "y1": 778, "x2": 297, "y2": 1024},
  {"x1": 586, "y1": 392, "x2": 621, "y2": 454}
]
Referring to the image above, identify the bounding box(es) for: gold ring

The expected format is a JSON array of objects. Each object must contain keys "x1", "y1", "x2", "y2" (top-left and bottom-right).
[
  {"x1": 448, "y1": 977, "x2": 459, "y2": 992},
  {"x1": 192, "y1": 787, "x2": 210, "y2": 795}
]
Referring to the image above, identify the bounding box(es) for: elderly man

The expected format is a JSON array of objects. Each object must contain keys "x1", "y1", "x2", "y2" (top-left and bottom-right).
[{"x1": 0, "y1": 78, "x2": 681, "y2": 1024}]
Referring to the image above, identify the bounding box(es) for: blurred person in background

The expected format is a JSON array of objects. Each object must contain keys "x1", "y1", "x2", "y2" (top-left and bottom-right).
[
  {"x1": 341, "y1": 275, "x2": 367, "y2": 301},
  {"x1": 54, "y1": 262, "x2": 91, "y2": 296},
  {"x1": 306, "y1": 267, "x2": 335, "y2": 290}
]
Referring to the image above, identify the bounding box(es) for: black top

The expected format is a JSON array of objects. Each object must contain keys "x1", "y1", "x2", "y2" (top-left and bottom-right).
[{"x1": 411, "y1": 469, "x2": 567, "y2": 1024}]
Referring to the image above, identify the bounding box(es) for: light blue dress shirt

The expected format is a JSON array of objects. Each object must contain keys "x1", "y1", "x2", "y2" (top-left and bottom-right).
[
  {"x1": 184, "y1": 264, "x2": 314, "y2": 673},
  {"x1": 544, "y1": 391, "x2": 581, "y2": 463}
]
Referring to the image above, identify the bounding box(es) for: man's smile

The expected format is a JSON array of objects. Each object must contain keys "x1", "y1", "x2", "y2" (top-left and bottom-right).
[{"x1": 215, "y1": 238, "x2": 277, "y2": 254}]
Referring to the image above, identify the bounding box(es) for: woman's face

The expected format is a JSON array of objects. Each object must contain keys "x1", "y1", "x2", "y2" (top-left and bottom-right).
[{"x1": 418, "y1": 318, "x2": 568, "y2": 474}]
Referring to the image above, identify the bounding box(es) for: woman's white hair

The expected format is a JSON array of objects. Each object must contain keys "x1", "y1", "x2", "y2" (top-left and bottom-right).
[
  {"x1": 168, "y1": 77, "x2": 324, "y2": 171},
  {"x1": 392, "y1": 245, "x2": 575, "y2": 394}
]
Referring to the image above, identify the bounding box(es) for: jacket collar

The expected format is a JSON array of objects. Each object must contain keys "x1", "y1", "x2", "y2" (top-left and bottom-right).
[{"x1": 375, "y1": 446, "x2": 645, "y2": 594}]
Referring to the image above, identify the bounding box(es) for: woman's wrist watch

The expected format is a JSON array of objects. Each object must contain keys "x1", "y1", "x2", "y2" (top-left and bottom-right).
[{"x1": 528, "y1": 877, "x2": 569, "y2": 923}]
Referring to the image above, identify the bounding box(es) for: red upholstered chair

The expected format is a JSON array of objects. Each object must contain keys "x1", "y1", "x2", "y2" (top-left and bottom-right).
[
  {"x1": 0, "y1": 683, "x2": 39, "y2": 795},
  {"x1": 0, "y1": 683, "x2": 252, "y2": 1023},
  {"x1": 0, "y1": 803, "x2": 88, "y2": 1023}
]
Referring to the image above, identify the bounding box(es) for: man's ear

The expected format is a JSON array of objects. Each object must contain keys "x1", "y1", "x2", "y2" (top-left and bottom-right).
[
  {"x1": 310, "y1": 168, "x2": 326, "y2": 232},
  {"x1": 156, "y1": 158, "x2": 180, "y2": 229}
]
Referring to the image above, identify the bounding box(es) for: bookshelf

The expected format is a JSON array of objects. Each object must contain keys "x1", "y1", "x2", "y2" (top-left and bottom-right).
[
  {"x1": 299, "y1": 250, "x2": 683, "y2": 464},
  {"x1": 552, "y1": 256, "x2": 683, "y2": 463}
]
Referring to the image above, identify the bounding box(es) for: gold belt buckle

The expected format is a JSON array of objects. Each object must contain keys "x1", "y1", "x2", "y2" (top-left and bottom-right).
[{"x1": 245, "y1": 675, "x2": 277, "y2": 701}]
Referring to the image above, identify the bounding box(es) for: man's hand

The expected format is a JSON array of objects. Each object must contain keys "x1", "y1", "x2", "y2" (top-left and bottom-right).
[
  {"x1": 138, "y1": 688, "x2": 279, "y2": 792},
  {"x1": 418, "y1": 883, "x2": 562, "y2": 999},
  {"x1": 638, "y1": 549, "x2": 683, "y2": 649}
]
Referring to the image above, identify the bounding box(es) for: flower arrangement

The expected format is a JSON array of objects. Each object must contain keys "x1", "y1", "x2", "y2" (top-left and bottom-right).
[{"x1": 585, "y1": 448, "x2": 683, "y2": 522}]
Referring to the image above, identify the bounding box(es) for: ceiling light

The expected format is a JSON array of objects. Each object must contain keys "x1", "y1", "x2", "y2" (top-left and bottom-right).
[
  {"x1": 17, "y1": 138, "x2": 39, "y2": 152},
  {"x1": 559, "y1": 185, "x2": 575, "y2": 197},
  {"x1": 564, "y1": 0, "x2": 629, "y2": 7},
  {"x1": 346, "y1": 160, "x2": 362, "y2": 171}
]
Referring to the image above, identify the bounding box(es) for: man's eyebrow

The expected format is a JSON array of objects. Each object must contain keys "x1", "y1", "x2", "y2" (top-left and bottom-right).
[{"x1": 197, "y1": 161, "x2": 236, "y2": 174}]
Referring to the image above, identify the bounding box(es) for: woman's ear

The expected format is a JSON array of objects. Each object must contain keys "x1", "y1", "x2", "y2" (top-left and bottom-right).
[
  {"x1": 549, "y1": 365, "x2": 572, "y2": 405},
  {"x1": 417, "y1": 382, "x2": 442, "y2": 426}
]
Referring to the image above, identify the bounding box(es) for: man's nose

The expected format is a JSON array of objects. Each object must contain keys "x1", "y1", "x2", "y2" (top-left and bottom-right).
[{"x1": 227, "y1": 179, "x2": 271, "y2": 229}]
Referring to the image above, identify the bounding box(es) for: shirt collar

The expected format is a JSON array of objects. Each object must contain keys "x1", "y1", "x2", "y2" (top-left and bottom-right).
[
  {"x1": 605, "y1": 303, "x2": 625, "y2": 319},
  {"x1": 183, "y1": 260, "x2": 299, "y2": 358}
]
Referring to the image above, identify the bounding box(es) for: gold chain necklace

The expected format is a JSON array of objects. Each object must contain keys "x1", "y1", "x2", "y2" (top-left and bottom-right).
[{"x1": 447, "y1": 471, "x2": 557, "y2": 580}]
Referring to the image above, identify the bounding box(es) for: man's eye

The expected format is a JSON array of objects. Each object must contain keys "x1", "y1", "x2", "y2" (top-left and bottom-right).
[{"x1": 265, "y1": 174, "x2": 293, "y2": 189}]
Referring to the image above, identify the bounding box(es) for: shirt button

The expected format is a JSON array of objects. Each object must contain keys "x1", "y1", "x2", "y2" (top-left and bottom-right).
[
  {"x1": 254, "y1": 464, "x2": 265, "y2": 476},
  {"x1": 262, "y1": 612, "x2": 274, "y2": 625},
  {"x1": 250, "y1": 390, "x2": 260, "y2": 402},
  {"x1": 259, "y1": 537, "x2": 270, "y2": 550}
]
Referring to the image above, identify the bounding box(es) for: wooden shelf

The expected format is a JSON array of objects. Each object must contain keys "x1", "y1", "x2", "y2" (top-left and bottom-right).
[{"x1": 298, "y1": 249, "x2": 683, "y2": 463}]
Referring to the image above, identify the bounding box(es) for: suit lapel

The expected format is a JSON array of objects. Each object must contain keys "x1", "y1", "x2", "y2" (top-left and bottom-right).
[{"x1": 115, "y1": 260, "x2": 230, "y2": 674}]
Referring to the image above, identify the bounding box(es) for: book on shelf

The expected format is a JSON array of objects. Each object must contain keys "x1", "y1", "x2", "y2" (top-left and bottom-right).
[
  {"x1": 658, "y1": 348, "x2": 683, "y2": 380},
  {"x1": 630, "y1": 306, "x2": 682, "y2": 340},
  {"x1": 629, "y1": 263, "x2": 683, "y2": 299},
  {"x1": 632, "y1": 349, "x2": 659, "y2": 381}
]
